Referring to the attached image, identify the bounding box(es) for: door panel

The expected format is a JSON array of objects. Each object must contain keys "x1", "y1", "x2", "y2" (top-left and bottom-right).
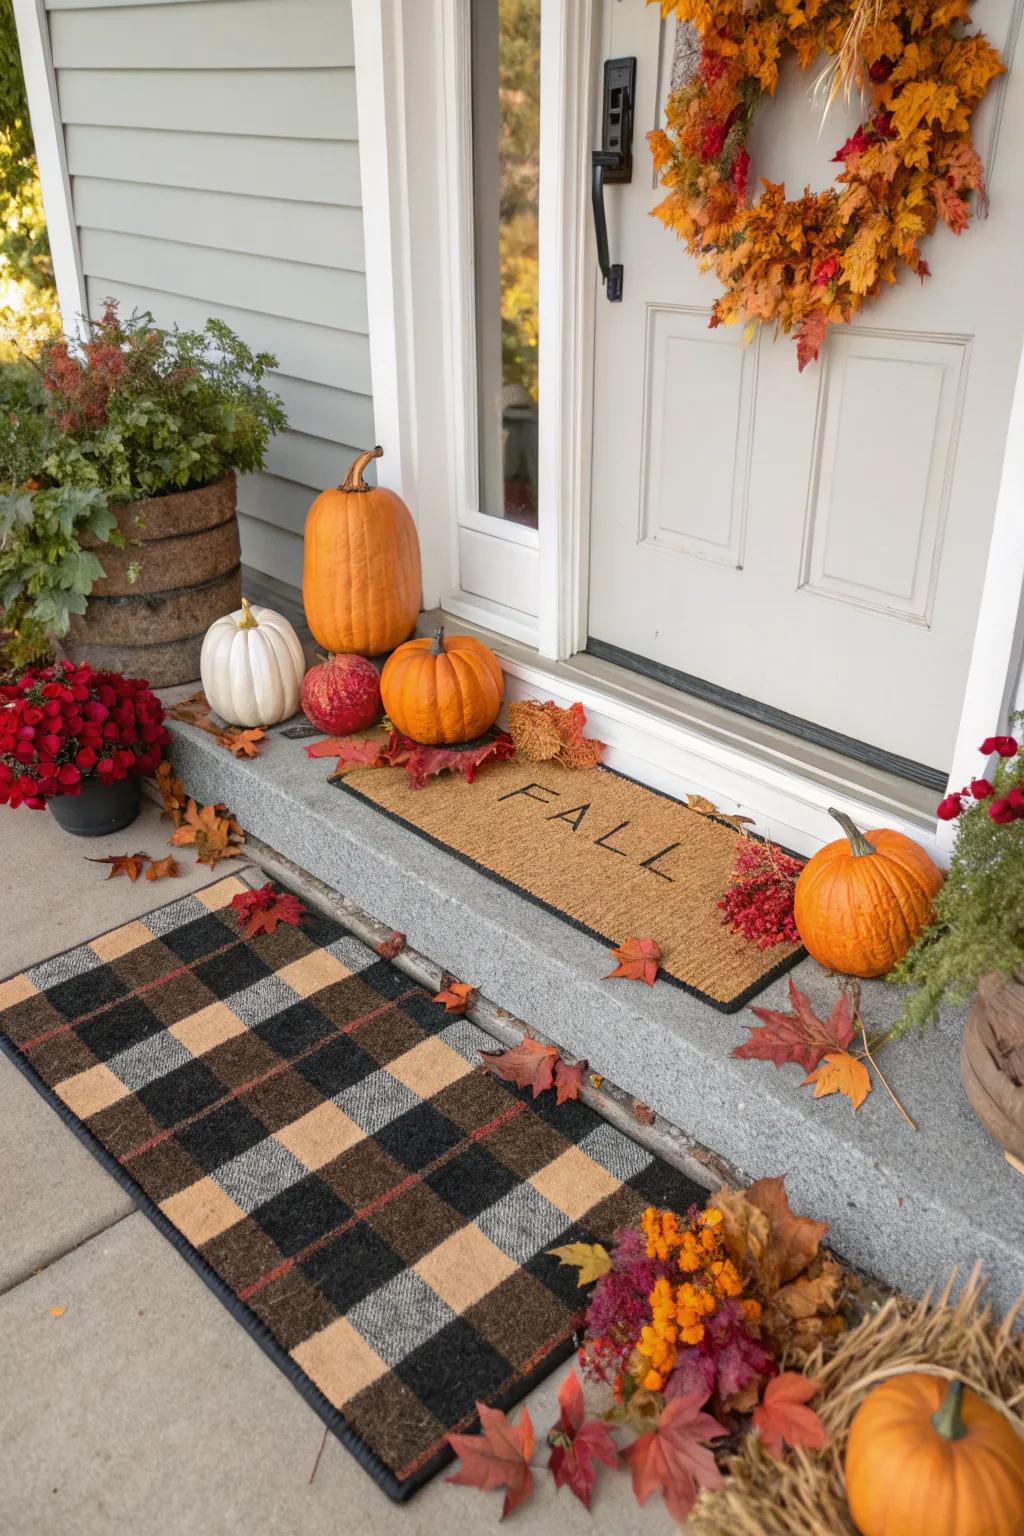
[{"x1": 587, "y1": 1, "x2": 1024, "y2": 771}]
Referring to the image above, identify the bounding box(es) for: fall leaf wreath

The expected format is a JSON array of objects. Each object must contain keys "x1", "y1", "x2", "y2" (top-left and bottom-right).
[{"x1": 648, "y1": 0, "x2": 1006, "y2": 368}]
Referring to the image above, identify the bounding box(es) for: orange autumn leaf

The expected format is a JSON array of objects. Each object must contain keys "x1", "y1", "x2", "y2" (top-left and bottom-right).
[
  {"x1": 605, "y1": 936, "x2": 662, "y2": 986},
  {"x1": 447, "y1": 1402, "x2": 535, "y2": 1519},
  {"x1": 153, "y1": 760, "x2": 186, "y2": 825},
  {"x1": 801, "y1": 1050, "x2": 871, "y2": 1111},
  {"x1": 87, "y1": 852, "x2": 150, "y2": 882},
  {"x1": 219, "y1": 727, "x2": 266, "y2": 758},
  {"x1": 481, "y1": 1037, "x2": 557, "y2": 1096},
  {"x1": 622, "y1": 1392, "x2": 726, "y2": 1526},
  {"x1": 375, "y1": 930, "x2": 407, "y2": 959},
  {"x1": 432, "y1": 980, "x2": 478, "y2": 1015},
  {"x1": 145, "y1": 855, "x2": 180, "y2": 881},
  {"x1": 48, "y1": 1305, "x2": 67, "y2": 1318},
  {"x1": 170, "y1": 799, "x2": 245, "y2": 868},
  {"x1": 752, "y1": 1373, "x2": 827, "y2": 1460}
]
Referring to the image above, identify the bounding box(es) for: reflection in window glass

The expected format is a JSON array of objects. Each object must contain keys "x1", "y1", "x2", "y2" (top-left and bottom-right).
[{"x1": 471, "y1": 0, "x2": 540, "y2": 527}]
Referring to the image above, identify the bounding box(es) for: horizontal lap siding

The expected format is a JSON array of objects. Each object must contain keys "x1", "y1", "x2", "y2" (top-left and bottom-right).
[{"x1": 51, "y1": 0, "x2": 371, "y2": 588}]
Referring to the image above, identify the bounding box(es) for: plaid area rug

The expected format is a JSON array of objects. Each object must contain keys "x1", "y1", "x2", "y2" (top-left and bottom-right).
[{"x1": 0, "y1": 871, "x2": 705, "y2": 1500}]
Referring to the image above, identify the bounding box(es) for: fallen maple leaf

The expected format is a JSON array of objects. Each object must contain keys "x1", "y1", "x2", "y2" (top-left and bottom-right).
[
  {"x1": 382, "y1": 731, "x2": 516, "y2": 789},
  {"x1": 375, "y1": 930, "x2": 407, "y2": 959},
  {"x1": 752, "y1": 1373, "x2": 827, "y2": 1460},
  {"x1": 153, "y1": 760, "x2": 186, "y2": 825},
  {"x1": 447, "y1": 1402, "x2": 535, "y2": 1519},
  {"x1": 170, "y1": 799, "x2": 245, "y2": 867},
  {"x1": 633, "y1": 1101, "x2": 657, "y2": 1127},
  {"x1": 715, "y1": 1176, "x2": 829, "y2": 1299},
  {"x1": 506, "y1": 699, "x2": 606, "y2": 770},
  {"x1": 733, "y1": 980, "x2": 855, "y2": 1072},
  {"x1": 481, "y1": 1036, "x2": 558, "y2": 1095},
  {"x1": 166, "y1": 690, "x2": 213, "y2": 729},
  {"x1": 547, "y1": 1371, "x2": 618, "y2": 1509},
  {"x1": 48, "y1": 1305, "x2": 66, "y2": 1318},
  {"x1": 219, "y1": 726, "x2": 266, "y2": 758},
  {"x1": 307, "y1": 735, "x2": 385, "y2": 776},
  {"x1": 433, "y1": 979, "x2": 478, "y2": 1015},
  {"x1": 546, "y1": 1242, "x2": 612, "y2": 1286},
  {"x1": 145, "y1": 855, "x2": 180, "y2": 881},
  {"x1": 802, "y1": 1050, "x2": 871, "y2": 1111},
  {"x1": 554, "y1": 1056, "x2": 587, "y2": 1104},
  {"x1": 605, "y1": 936, "x2": 662, "y2": 985},
  {"x1": 230, "y1": 882, "x2": 307, "y2": 939},
  {"x1": 622, "y1": 1392, "x2": 726, "y2": 1526},
  {"x1": 87, "y1": 852, "x2": 150, "y2": 881}
]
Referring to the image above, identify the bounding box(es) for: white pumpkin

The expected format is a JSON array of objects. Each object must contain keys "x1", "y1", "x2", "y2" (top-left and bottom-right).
[{"x1": 200, "y1": 598, "x2": 305, "y2": 727}]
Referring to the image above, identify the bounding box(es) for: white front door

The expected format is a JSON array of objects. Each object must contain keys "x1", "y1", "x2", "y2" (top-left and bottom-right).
[{"x1": 586, "y1": 1, "x2": 1024, "y2": 776}]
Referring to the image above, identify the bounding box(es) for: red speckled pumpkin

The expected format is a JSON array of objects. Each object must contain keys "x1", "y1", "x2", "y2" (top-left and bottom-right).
[{"x1": 300, "y1": 653, "x2": 382, "y2": 737}]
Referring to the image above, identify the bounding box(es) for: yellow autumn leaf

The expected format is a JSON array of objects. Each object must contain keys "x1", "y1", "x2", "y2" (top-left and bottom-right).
[
  {"x1": 801, "y1": 1051, "x2": 871, "y2": 1111},
  {"x1": 547, "y1": 1242, "x2": 612, "y2": 1286}
]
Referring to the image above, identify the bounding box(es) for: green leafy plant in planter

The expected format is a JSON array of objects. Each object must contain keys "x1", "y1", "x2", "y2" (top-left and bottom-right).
[
  {"x1": 0, "y1": 301, "x2": 286, "y2": 667},
  {"x1": 889, "y1": 716, "x2": 1024, "y2": 1034}
]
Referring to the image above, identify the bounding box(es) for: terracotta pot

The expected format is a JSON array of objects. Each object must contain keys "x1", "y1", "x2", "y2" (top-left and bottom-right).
[
  {"x1": 62, "y1": 475, "x2": 241, "y2": 687},
  {"x1": 47, "y1": 776, "x2": 141, "y2": 838},
  {"x1": 960, "y1": 971, "x2": 1024, "y2": 1160}
]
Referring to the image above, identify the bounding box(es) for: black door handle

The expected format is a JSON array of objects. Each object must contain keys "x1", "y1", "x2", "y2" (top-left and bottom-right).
[{"x1": 592, "y1": 57, "x2": 635, "y2": 303}]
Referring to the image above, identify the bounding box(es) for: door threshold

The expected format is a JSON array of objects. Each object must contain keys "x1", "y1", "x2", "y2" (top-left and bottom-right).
[{"x1": 428, "y1": 606, "x2": 942, "y2": 858}]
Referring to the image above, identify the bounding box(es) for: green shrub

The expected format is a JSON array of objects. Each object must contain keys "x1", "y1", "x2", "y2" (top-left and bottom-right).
[{"x1": 889, "y1": 719, "x2": 1024, "y2": 1032}]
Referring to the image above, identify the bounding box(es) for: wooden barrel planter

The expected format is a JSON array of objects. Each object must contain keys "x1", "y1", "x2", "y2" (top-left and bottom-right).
[
  {"x1": 63, "y1": 474, "x2": 241, "y2": 687},
  {"x1": 961, "y1": 970, "x2": 1024, "y2": 1163}
]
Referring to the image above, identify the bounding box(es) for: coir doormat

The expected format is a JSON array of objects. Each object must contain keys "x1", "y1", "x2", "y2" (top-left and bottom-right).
[
  {"x1": 0, "y1": 871, "x2": 705, "y2": 1501},
  {"x1": 334, "y1": 758, "x2": 803, "y2": 1012}
]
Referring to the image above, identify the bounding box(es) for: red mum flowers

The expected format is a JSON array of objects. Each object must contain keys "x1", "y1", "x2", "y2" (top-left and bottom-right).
[
  {"x1": 936, "y1": 728, "x2": 1023, "y2": 826},
  {"x1": 0, "y1": 661, "x2": 168, "y2": 811}
]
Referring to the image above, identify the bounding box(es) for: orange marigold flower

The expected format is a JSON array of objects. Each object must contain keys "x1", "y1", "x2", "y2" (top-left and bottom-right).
[
  {"x1": 643, "y1": 1369, "x2": 665, "y2": 1392},
  {"x1": 700, "y1": 1206, "x2": 723, "y2": 1228}
]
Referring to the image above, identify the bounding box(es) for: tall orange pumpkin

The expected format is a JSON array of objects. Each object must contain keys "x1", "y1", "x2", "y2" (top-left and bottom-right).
[
  {"x1": 302, "y1": 446, "x2": 421, "y2": 656},
  {"x1": 380, "y1": 625, "x2": 503, "y2": 745},
  {"x1": 844, "y1": 1374, "x2": 1024, "y2": 1536},
  {"x1": 793, "y1": 808, "x2": 942, "y2": 978}
]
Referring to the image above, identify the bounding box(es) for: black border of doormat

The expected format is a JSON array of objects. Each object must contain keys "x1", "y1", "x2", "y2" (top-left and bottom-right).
[
  {"x1": 331, "y1": 763, "x2": 805, "y2": 1014},
  {"x1": 0, "y1": 873, "x2": 579, "y2": 1503}
]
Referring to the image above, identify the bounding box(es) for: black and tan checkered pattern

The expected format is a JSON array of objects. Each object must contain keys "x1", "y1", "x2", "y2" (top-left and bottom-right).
[{"x1": 0, "y1": 871, "x2": 704, "y2": 1499}]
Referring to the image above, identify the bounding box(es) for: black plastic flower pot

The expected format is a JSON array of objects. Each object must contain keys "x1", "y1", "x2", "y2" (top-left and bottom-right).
[{"x1": 47, "y1": 776, "x2": 141, "y2": 838}]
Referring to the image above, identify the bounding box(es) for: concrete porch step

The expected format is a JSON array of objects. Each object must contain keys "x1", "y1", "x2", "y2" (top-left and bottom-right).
[{"x1": 166, "y1": 712, "x2": 1024, "y2": 1315}]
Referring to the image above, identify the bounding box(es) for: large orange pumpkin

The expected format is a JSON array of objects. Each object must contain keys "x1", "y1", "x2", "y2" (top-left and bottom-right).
[
  {"x1": 793, "y1": 808, "x2": 942, "y2": 978},
  {"x1": 302, "y1": 445, "x2": 421, "y2": 657},
  {"x1": 380, "y1": 625, "x2": 503, "y2": 745},
  {"x1": 845, "y1": 1374, "x2": 1024, "y2": 1536}
]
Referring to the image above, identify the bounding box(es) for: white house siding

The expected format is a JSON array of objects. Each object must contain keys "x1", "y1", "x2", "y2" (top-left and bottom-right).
[{"x1": 45, "y1": 0, "x2": 374, "y2": 590}]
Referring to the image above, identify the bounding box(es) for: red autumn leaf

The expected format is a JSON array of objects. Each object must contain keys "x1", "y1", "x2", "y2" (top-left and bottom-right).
[
  {"x1": 622, "y1": 1392, "x2": 726, "y2": 1526},
  {"x1": 553, "y1": 1056, "x2": 587, "y2": 1105},
  {"x1": 432, "y1": 979, "x2": 478, "y2": 1015},
  {"x1": 447, "y1": 1402, "x2": 535, "y2": 1519},
  {"x1": 306, "y1": 735, "x2": 385, "y2": 775},
  {"x1": 375, "y1": 930, "x2": 407, "y2": 959},
  {"x1": 384, "y1": 731, "x2": 516, "y2": 790},
  {"x1": 605, "y1": 936, "x2": 662, "y2": 985},
  {"x1": 796, "y1": 308, "x2": 829, "y2": 372},
  {"x1": 733, "y1": 980, "x2": 855, "y2": 1072},
  {"x1": 145, "y1": 855, "x2": 180, "y2": 881},
  {"x1": 481, "y1": 1036, "x2": 558, "y2": 1097},
  {"x1": 547, "y1": 1370, "x2": 618, "y2": 1509},
  {"x1": 87, "y1": 851, "x2": 150, "y2": 881},
  {"x1": 752, "y1": 1372, "x2": 827, "y2": 1460},
  {"x1": 230, "y1": 882, "x2": 307, "y2": 939},
  {"x1": 219, "y1": 726, "x2": 266, "y2": 758}
]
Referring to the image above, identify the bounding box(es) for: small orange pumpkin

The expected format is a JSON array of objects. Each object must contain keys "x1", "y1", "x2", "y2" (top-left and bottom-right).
[
  {"x1": 380, "y1": 625, "x2": 503, "y2": 745},
  {"x1": 845, "y1": 1374, "x2": 1024, "y2": 1536},
  {"x1": 302, "y1": 445, "x2": 422, "y2": 657},
  {"x1": 793, "y1": 808, "x2": 942, "y2": 978}
]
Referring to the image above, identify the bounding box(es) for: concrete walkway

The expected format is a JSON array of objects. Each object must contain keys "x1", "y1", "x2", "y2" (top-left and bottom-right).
[{"x1": 0, "y1": 800, "x2": 667, "y2": 1535}]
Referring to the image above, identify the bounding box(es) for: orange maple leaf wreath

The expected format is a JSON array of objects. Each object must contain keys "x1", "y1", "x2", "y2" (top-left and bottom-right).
[{"x1": 648, "y1": 0, "x2": 1005, "y2": 368}]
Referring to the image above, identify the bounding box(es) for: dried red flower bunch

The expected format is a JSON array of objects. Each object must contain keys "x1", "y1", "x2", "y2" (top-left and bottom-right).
[
  {"x1": 718, "y1": 838, "x2": 803, "y2": 950},
  {"x1": 936, "y1": 732, "x2": 1022, "y2": 826},
  {"x1": 0, "y1": 660, "x2": 169, "y2": 810}
]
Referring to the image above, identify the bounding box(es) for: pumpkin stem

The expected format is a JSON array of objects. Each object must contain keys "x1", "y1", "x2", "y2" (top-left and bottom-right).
[
  {"x1": 931, "y1": 1380, "x2": 968, "y2": 1442},
  {"x1": 340, "y1": 445, "x2": 384, "y2": 493},
  {"x1": 238, "y1": 596, "x2": 258, "y2": 630},
  {"x1": 828, "y1": 807, "x2": 875, "y2": 858},
  {"x1": 430, "y1": 625, "x2": 446, "y2": 656}
]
